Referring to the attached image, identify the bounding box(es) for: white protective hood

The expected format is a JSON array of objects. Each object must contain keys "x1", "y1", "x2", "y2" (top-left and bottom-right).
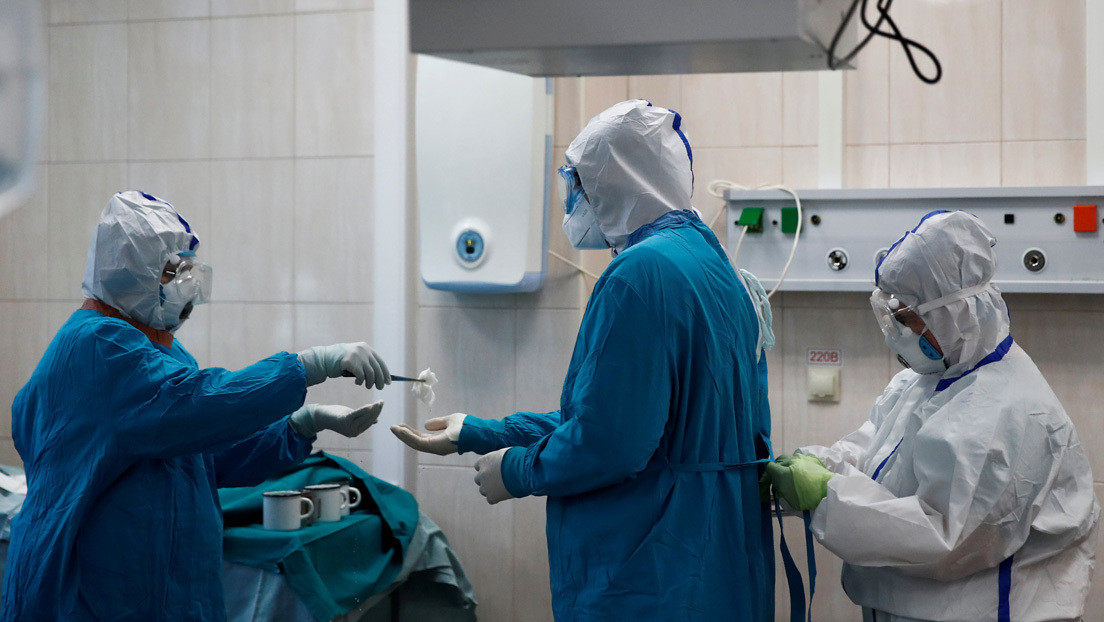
[
  {"x1": 875, "y1": 210, "x2": 1010, "y2": 374},
  {"x1": 564, "y1": 99, "x2": 693, "y2": 252},
  {"x1": 81, "y1": 190, "x2": 201, "y2": 331}
]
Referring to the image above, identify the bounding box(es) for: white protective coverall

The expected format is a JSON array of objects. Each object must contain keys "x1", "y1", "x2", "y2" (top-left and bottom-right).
[{"x1": 800, "y1": 211, "x2": 1100, "y2": 622}]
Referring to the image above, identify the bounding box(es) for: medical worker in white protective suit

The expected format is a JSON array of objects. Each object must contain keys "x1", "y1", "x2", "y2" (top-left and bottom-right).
[
  {"x1": 762, "y1": 210, "x2": 1099, "y2": 622},
  {"x1": 2, "y1": 190, "x2": 391, "y2": 620}
]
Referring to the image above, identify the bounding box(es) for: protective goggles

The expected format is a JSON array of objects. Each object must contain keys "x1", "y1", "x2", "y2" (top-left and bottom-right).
[
  {"x1": 163, "y1": 252, "x2": 213, "y2": 304},
  {"x1": 555, "y1": 165, "x2": 586, "y2": 215},
  {"x1": 870, "y1": 290, "x2": 941, "y2": 354}
]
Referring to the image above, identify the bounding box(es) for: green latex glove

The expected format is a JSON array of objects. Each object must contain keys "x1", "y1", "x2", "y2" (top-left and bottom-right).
[{"x1": 763, "y1": 454, "x2": 834, "y2": 511}]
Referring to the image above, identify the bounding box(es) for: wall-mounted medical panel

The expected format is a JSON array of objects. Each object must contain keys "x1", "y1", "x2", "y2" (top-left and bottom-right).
[
  {"x1": 725, "y1": 186, "x2": 1104, "y2": 293},
  {"x1": 409, "y1": 0, "x2": 858, "y2": 77},
  {"x1": 416, "y1": 55, "x2": 552, "y2": 293}
]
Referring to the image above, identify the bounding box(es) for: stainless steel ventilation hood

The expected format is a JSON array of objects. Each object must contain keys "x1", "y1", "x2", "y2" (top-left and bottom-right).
[{"x1": 409, "y1": 0, "x2": 857, "y2": 77}]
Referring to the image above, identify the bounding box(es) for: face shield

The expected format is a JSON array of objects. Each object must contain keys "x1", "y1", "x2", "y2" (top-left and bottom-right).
[
  {"x1": 160, "y1": 251, "x2": 212, "y2": 332},
  {"x1": 870, "y1": 289, "x2": 947, "y2": 375},
  {"x1": 556, "y1": 165, "x2": 608, "y2": 250}
]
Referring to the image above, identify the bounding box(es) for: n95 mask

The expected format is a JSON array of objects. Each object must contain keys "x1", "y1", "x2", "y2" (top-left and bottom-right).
[
  {"x1": 556, "y1": 165, "x2": 608, "y2": 250},
  {"x1": 871, "y1": 291, "x2": 947, "y2": 375}
]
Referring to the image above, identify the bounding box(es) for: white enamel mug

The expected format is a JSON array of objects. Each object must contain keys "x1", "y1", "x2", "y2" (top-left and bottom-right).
[
  {"x1": 303, "y1": 483, "x2": 348, "y2": 523},
  {"x1": 339, "y1": 483, "x2": 362, "y2": 517},
  {"x1": 262, "y1": 490, "x2": 314, "y2": 531}
]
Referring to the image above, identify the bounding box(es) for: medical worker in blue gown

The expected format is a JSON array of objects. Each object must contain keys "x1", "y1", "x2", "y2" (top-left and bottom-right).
[
  {"x1": 391, "y1": 99, "x2": 777, "y2": 621},
  {"x1": 1, "y1": 190, "x2": 392, "y2": 621}
]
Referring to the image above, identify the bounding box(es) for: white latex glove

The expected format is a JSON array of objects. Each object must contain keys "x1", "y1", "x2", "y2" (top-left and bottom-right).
[
  {"x1": 289, "y1": 401, "x2": 384, "y2": 439},
  {"x1": 296, "y1": 342, "x2": 390, "y2": 389},
  {"x1": 389, "y1": 413, "x2": 466, "y2": 456},
  {"x1": 474, "y1": 448, "x2": 514, "y2": 505}
]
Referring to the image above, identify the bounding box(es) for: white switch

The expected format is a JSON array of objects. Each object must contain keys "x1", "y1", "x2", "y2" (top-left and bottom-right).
[{"x1": 807, "y1": 366, "x2": 841, "y2": 402}]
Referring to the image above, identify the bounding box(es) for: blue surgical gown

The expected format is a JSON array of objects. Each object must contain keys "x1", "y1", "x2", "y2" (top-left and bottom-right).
[
  {"x1": 460, "y1": 211, "x2": 775, "y2": 621},
  {"x1": 1, "y1": 310, "x2": 312, "y2": 621}
]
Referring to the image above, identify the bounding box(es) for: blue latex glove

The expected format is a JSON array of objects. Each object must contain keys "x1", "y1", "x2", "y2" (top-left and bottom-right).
[
  {"x1": 297, "y1": 342, "x2": 390, "y2": 389},
  {"x1": 289, "y1": 401, "x2": 384, "y2": 439}
]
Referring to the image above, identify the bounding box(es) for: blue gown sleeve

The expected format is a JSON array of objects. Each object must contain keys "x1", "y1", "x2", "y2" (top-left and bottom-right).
[
  {"x1": 89, "y1": 320, "x2": 307, "y2": 460},
  {"x1": 500, "y1": 275, "x2": 672, "y2": 498},
  {"x1": 458, "y1": 411, "x2": 561, "y2": 455},
  {"x1": 210, "y1": 418, "x2": 315, "y2": 488}
]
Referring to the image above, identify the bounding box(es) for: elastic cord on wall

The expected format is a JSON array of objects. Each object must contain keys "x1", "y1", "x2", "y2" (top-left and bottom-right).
[
  {"x1": 707, "y1": 180, "x2": 803, "y2": 299},
  {"x1": 549, "y1": 249, "x2": 601, "y2": 281}
]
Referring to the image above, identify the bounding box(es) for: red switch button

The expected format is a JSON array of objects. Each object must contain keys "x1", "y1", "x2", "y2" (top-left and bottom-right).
[{"x1": 1073, "y1": 204, "x2": 1098, "y2": 233}]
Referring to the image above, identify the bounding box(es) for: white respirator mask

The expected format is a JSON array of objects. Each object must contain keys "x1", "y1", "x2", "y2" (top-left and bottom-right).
[
  {"x1": 159, "y1": 252, "x2": 212, "y2": 333},
  {"x1": 870, "y1": 290, "x2": 947, "y2": 375},
  {"x1": 556, "y1": 165, "x2": 609, "y2": 250}
]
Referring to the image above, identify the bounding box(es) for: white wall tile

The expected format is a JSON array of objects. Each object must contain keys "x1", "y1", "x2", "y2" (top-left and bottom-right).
[
  {"x1": 127, "y1": 160, "x2": 212, "y2": 239},
  {"x1": 782, "y1": 147, "x2": 818, "y2": 189},
  {"x1": 46, "y1": 163, "x2": 128, "y2": 299},
  {"x1": 889, "y1": 143, "x2": 1001, "y2": 188},
  {"x1": 127, "y1": 0, "x2": 209, "y2": 20},
  {"x1": 207, "y1": 302, "x2": 295, "y2": 369},
  {"x1": 782, "y1": 72, "x2": 818, "y2": 146},
  {"x1": 1002, "y1": 0, "x2": 1085, "y2": 141},
  {"x1": 1003, "y1": 293, "x2": 1104, "y2": 314},
  {"x1": 296, "y1": 0, "x2": 373, "y2": 12},
  {"x1": 1010, "y1": 310, "x2": 1104, "y2": 479},
  {"x1": 49, "y1": 0, "x2": 127, "y2": 24},
  {"x1": 127, "y1": 20, "x2": 210, "y2": 160},
  {"x1": 212, "y1": 0, "x2": 296, "y2": 17},
  {"x1": 581, "y1": 76, "x2": 628, "y2": 122},
  {"x1": 627, "y1": 75, "x2": 681, "y2": 112},
  {"x1": 295, "y1": 11, "x2": 373, "y2": 156},
  {"x1": 0, "y1": 166, "x2": 48, "y2": 300},
  {"x1": 0, "y1": 303, "x2": 51, "y2": 437},
  {"x1": 888, "y1": 0, "x2": 1002, "y2": 144},
  {"x1": 416, "y1": 283, "x2": 518, "y2": 309},
  {"x1": 1001, "y1": 140, "x2": 1086, "y2": 187},
  {"x1": 514, "y1": 309, "x2": 578, "y2": 415},
  {"x1": 294, "y1": 158, "x2": 374, "y2": 302},
  {"x1": 844, "y1": 38, "x2": 889, "y2": 145},
  {"x1": 553, "y1": 77, "x2": 582, "y2": 148},
  {"x1": 294, "y1": 303, "x2": 381, "y2": 452},
  {"x1": 209, "y1": 159, "x2": 295, "y2": 301},
  {"x1": 414, "y1": 307, "x2": 516, "y2": 467},
  {"x1": 512, "y1": 495, "x2": 553, "y2": 622},
  {"x1": 778, "y1": 306, "x2": 891, "y2": 453},
  {"x1": 48, "y1": 23, "x2": 128, "y2": 161},
  {"x1": 211, "y1": 16, "x2": 295, "y2": 158},
  {"x1": 681, "y1": 73, "x2": 783, "y2": 148},
  {"x1": 415, "y1": 465, "x2": 514, "y2": 622},
  {"x1": 844, "y1": 145, "x2": 889, "y2": 189}
]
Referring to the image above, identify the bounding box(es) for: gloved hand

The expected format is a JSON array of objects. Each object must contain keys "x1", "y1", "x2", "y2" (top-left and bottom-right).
[
  {"x1": 289, "y1": 401, "x2": 384, "y2": 439},
  {"x1": 762, "y1": 454, "x2": 834, "y2": 511},
  {"x1": 474, "y1": 447, "x2": 514, "y2": 505},
  {"x1": 389, "y1": 413, "x2": 466, "y2": 456},
  {"x1": 297, "y1": 342, "x2": 390, "y2": 389}
]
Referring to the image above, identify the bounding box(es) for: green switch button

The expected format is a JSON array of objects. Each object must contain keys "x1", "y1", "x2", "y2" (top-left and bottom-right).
[
  {"x1": 781, "y1": 206, "x2": 799, "y2": 234},
  {"x1": 737, "y1": 207, "x2": 764, "y2": 233}
]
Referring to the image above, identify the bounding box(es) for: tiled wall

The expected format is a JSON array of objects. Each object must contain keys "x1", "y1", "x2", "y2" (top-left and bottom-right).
[{"x1": 0, "y1": 1, "x2": 1101, "y2": 621}]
